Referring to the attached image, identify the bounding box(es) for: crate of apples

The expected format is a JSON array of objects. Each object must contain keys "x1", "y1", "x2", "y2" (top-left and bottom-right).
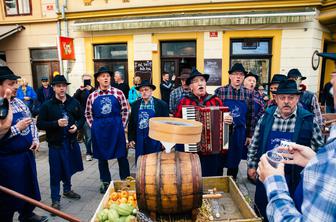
[{"x1": 105, "y1": 190, "x2": 137, "y2": 209}]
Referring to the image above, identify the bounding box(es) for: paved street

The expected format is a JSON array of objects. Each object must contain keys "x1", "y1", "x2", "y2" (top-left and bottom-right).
[{"x1": 14, "y1": 142, "x2": 256, "y2": 222}]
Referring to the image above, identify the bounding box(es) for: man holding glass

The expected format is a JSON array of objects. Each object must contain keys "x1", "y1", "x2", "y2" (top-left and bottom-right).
[{"x1": 247, "y1": 79, "x2": 324, "y2": 221}]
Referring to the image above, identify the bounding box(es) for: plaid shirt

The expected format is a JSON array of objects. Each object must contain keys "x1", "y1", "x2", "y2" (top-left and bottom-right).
[
  {"x1": 140, "y1": 97, "x2": 155, "y2": 111},
  {"x1": 247, "y1": 107, "x2": 324, "y2": 169},
  {"x1": 264, "y1": 139, "x2": 336, "y2": 222},
  {"x1": 85, "y1": 86, "x2": 129, "y2": 128},
  {"x1": 9, "y1": 98, "x2": 38, "y2": 142},
  {"x1": 310, "y1": 94, "x2": 323, "y2": 128},
  {"x1": 174, "y1": 93, "x2": 223, "y2": 118},
  {"x1": 169, "y1": 86, "x2": 190, "y2": 114},
  {"x1": 214, "y1": 85, "x2": 255, "y2": 137}
]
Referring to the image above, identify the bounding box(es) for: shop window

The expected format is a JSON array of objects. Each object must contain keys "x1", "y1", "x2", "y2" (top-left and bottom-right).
[
  {"x1": 4, "y1": 0, "x2": 31, "y2": 16},
  {"x1": 230, "y1": 39, "x2": 272, "y2": 85},
  {"x1": 93, "y1": 43, "x2": 128, "y2": 85},
  {"x1": 160, "y1": 41, "x2": 196, "y2": 86}
]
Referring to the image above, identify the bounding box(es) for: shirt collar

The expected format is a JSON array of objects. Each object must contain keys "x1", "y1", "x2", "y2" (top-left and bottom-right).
[
  {"x1": 141, "y1": 96, "x2": 154, "y2": 105},
  {"x1": 274, "y1": 106, "x2": 297, "y2": 119},
  {"x1": 97, "y1": 86, "x2": 112, "y2": 93}
]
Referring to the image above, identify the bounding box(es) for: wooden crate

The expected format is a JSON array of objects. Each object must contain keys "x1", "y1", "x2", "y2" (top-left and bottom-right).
[
  {"x1": 90, "y1": 180, "x2": 136, "y2": 222},
  {"x1": 91, "y1": 177, "x2": 261, "y2": 222}
]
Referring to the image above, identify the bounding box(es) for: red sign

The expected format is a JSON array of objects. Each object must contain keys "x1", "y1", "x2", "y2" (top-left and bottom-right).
[
  {"x1": 59, "y1": 36, "x2": 75, "y2": 60},
  {"x1": 46, "y1": 4, "x2": 54, "y2": 10},
  {"x1": 209, "y1": 31, "x2": 218, "y2": 38}
]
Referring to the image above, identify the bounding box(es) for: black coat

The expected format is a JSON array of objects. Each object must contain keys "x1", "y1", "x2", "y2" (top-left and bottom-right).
[
  {"x1": 112, "y1": 82, "x2": 130, "y2": 99},
  {"x1": 128, "y1": 97, "x2": 169, "y2": 142},
  {"x1": 73, "y1": 86, "x2": 95, "y2": 111},
  {"x1": 36, "y1": 85, "x2": 54, "y2": 104},
  {"x1": 37, "y1": 95, "x2": 85, "y2": 147},
  {"x1": 160, "y1": 80, "x2": 174, "y2": 104}
]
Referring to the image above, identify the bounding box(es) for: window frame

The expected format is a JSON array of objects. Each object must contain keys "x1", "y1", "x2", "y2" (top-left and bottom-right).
[{"x1": 4, "y1": 0, "x2": 32, "y2": 16}]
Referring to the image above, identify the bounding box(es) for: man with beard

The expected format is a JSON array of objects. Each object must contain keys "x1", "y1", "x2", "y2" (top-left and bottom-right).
[
  {"x1": 215, "y1": 63, "x2": 257, "y2": 180},
  {"x1": 128, "y1": 80, "x2": 169, "y2": 160},
  {"x1": 175, "y1": 68, "x2": 233, "y2": 176},
  {"x1": 85, "y1": 67, "x2": 130, "y2": 193},
  {"x1": 247, "y1": 79, "x2": 324, "y2": 221},
  {"x1": 0, "y1": 66, "x2": 47, "y2": 222},
  {"x1": 37, "y1": 75, "x2": 84, "y2": 211}
]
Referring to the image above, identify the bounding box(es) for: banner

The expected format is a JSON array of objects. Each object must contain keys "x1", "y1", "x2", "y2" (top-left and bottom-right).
[{"x1": 59, "y1": 36, "x2": 75, "y2": 60}]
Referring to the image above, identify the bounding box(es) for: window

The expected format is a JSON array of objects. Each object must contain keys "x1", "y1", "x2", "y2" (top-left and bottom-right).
[
  {"x1": 4, "y1": 0, "x2": 31, "y2": 16},
  {"x1": 230, "y1": 38, "x2": 272, "y2": 85}
]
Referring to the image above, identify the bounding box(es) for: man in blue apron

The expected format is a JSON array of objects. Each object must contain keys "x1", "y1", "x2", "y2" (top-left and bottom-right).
[
  {"x1": 37, "y1": 75, "x2": 84, "y2": 211},
  {"x1": 0, "y1": 66, "x2": 48, "y2": 222},
  {"x1": 128, "y1": 80, "x2": 169, "y2": 160},
  {"x1": 85, "y1": 67, "x2": 130, "y2": 194},
  {"x1": 215, "y1": 63, "x2": 258, "y2": 180},
  {"x1": 247, "y1": 79, "x2": 324, "y2": 221}
]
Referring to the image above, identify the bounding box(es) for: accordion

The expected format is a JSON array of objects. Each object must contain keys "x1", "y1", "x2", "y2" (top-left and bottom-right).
[{"x1": 182, "y1": 106, "x2": 230, "y2": 154}]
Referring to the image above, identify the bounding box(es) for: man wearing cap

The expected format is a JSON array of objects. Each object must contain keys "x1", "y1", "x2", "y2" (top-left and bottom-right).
[
  {"x1": 214, "y1": 63, "x2": 256, "y2": 180},
  {"x1": 247, "y1": 80, "x2": 324, "y2": 221},
  {"x1": 37, "y1": 77, "x2": 54, "y2": 105},
  {"x1": 266, "y1": 74, "x2": 287, "y2": 107},
  {"x1": 287, "y1": 68, "x2": 323, "y2": 127},
  {"x1": 169, "y1": 72, "x2": 191, "y2": 115},
  {"x1": 0, "y1": 66, "x2": 48, "y2": 222},
  {"x1": 175, "y1": 68, "x2": 233, "y2": 176},
  {"x1": 37, "y1": 75, "x2": 84, "y2": 211},
  {"x1": 85, "y1": 67, "x2": 130, "y2": 193},
  {"x1": 128, "y1": 80, "x2": 169, "y2": 160}
]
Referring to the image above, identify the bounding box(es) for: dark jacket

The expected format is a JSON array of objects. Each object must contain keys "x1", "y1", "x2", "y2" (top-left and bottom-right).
[
  {"x1": 128, "y1": 97, "x2": 169, "y2": 142},
  {"x1": 37, "y1": 95, "x2": 85, "y2": 147},
  {"x1": 160, "y1": 80, "x2": 174, "y2": 104},
  {"x1": 112, "y1": 82, "x2": 130, "y2": 99},
  {"x1": 73, "y1": 86, "x2": 95, "y2": 111},
  {"x1": 321, "y1": 82, "x2": 334, "y2": 107},
  {"x1": 37, "y1": 85, "x2": 54, "y2": 104}
]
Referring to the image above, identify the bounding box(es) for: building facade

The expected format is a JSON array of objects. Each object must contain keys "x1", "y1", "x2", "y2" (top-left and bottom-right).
[{"x1": 0, "y1": 0, "x2": 335, "y2": 97}]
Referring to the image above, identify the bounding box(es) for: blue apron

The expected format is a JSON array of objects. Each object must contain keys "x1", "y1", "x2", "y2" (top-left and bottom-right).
[
  {"x1": 91, "y1": 94, "x2": 126, "y2": 160},
  {"x1": 223, "y1": 99, "x2": 247, "y2": 168},
  {"x1": 255, "y1": 130, "x2": 293, "y2": 221},
  {"x1": 135, "y1": 109, "x2": 161, "y2": 160},
  {"x1": 0, "y1": 110, "x2": 40, "y2": 212}
]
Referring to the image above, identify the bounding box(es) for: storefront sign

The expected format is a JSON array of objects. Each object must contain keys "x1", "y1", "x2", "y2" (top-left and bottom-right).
[
  {"x1": 59, "y1": 36, "x2": 75, "y2": 60},
  {"x1": 204, "y1": 59, "x2": 222, "y2": 86},
  {"x1": 134, "y1": 60, "x2": 152, "y2": 82}
]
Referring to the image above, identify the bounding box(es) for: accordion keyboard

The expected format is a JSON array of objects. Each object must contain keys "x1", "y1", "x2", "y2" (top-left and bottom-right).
[{"x1": 182, "y1": 106, "x2": 198, "y2": 152}]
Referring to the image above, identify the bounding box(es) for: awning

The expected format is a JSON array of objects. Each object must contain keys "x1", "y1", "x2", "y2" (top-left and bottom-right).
[
  {"x1": 73, "y1": 9, "x2": 316, "y2": 32},
  {"x1": 0, "y1": 25, "x2": 25, "y2": 40}
]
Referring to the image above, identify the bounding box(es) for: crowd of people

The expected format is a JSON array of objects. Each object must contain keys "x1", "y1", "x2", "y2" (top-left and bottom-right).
[{"x1": 0, "y1": 59, "x2": 335, "y2": 222}]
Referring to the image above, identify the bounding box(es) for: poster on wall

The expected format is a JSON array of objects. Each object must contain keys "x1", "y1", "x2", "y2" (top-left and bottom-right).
[
  {"x1": 204, "y1": 59, "x2": 222, "y2": 86},
  {"x1": 134, "y1": 60, "x2": 152, "y2": 82},
  {"x1": 59, "y1": 36, "x2": 75, "y2": 60}
]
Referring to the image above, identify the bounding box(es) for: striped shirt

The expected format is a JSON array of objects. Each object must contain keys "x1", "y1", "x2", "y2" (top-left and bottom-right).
[
  {"x1": 169, "y1": 86, "x2": 190, "y2": 114},
  {"x1": 85, "y1": 86, "x2": 129, "y2": 127},
  {"x1": 214, "y1": 85, "x2": 255, "y2": 137},
  {"x1": 9, "y1": 98, "x2": 38, "y2": 142},
  {"x1": 247, "y1": 107, "x2": 324, "y2": 169},
  {"x1": 264, "y1": 139, "x2": 336, "y2": 222}
]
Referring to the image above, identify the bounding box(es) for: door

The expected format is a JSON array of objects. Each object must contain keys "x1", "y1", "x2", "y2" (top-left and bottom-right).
[{"x1": 31, "y1": 61, "x2": 59, "y2": 89}]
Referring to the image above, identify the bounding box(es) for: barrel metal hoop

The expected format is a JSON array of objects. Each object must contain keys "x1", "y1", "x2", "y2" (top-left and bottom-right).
[
  {"x1": 155, "y1": 152, "x2": 163, "y2": 213},
  {"x1": 190, "y1": 153, "x2": 202, "y2": 208},
  {"x1": 175, "y1": 151, "x2": 183, "y2": 212}
]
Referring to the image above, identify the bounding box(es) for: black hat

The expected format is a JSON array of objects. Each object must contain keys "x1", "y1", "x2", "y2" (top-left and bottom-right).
[
  {"x1": 269, "y1": 74, "x2": 287, "y2": 85},
  {"x1": 228, "y1": 63, "x2": 247, "y2": 75},
  {"x1": 135, "y1": 80, "x2": 156, "y2": 91},
  {"x1": 178, "y1": 73, "x2": 190, "y2": 79},
  {"x1": 186, "y1": 67, "x2": 209, "y2": 85},
  {"x1": 41, "y1": 76, "x2": 48, "y2": 81},
  {"x1": 94, "y1": 67, "x2": 112, "y2": 78},
  {"x1": 51, "y1": 75, "x2": 70, "y2": 85},
  {"x1": 245, "y1": 72, "x2": 258, "y2": 82},
  {"x1": 0, "y1": 66, "x2": 20, "y2": 81},
  {"x1": 273, "y1": 80, "x2": 301, "y2": 95},
  {"x1": 287, "y1": 69, "x2": 306, "y2": 80}
]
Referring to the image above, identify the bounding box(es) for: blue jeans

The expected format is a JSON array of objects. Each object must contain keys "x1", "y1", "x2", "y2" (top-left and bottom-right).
[
  {"x1": 49, "y1": 147, "x2": 72, "y2": 202},
  {"x1": 98, "y1": 157, "x2": 130, "y2": 182},
  {"x1": 83, "y1": 122, "x2": 92, "y2": 155}
]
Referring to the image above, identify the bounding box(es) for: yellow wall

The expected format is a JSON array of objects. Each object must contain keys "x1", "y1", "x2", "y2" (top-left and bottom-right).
[
  {"x1": 84, "y1": 35, "x2": 134, "y2": 86},
  {"x1": 152, "y1": 32, "x2": 204, "y2": 97},
  {"x1": 323, "y1": 43, "x2": 336, "y2": 85},
  {"x1": 222, "y1": 30, "x2": 282, "y2": 85}
]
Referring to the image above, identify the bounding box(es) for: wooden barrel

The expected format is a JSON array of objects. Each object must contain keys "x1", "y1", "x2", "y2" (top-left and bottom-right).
[{"x1": 136, "y1": 151, "x2": 203, "y2": 214}]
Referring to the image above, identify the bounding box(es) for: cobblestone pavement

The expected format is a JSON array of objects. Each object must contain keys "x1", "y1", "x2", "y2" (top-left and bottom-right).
[{"x1": 14, "y1": 142, "x2": 256, "y2": 222}]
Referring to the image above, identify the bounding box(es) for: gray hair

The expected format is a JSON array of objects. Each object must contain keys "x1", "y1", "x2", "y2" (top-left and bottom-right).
[{"x1": 114, "y1": 71, "x2": 124, "y2": 80}]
